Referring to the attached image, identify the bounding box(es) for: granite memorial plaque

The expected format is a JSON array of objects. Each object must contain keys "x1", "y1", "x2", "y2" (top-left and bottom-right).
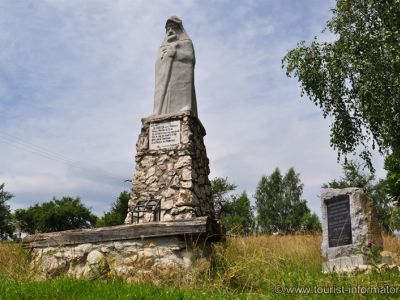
[
  {"x1": 149, "y1": 120, "x2": 180, "y2": 150},
  {"x1": 321, "y1": 188, "x2": 387, "y2": 272},
  {"x1": 327, "y1": 195, "x2": 352, "y2": 247}
]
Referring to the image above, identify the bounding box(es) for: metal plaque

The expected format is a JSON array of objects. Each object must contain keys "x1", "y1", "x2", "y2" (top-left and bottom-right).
[{"x1": 327, "y1": 195, "x2": 352, "y2": 247}]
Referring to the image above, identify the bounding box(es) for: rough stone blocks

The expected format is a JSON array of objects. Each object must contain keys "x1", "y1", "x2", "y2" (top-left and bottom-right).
[{"x1": 125, "y1": 111, "x2": 214, "y2": 224}]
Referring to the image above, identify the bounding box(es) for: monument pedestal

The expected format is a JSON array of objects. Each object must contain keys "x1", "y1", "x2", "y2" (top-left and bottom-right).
[
  {"x1": 23, "y1": 217, "x2": 222, "y2": 281},
  {"x1": 322, "y1": 254, "x2": 393, "y2": 273},
  {"x1": 21, "y1": 111, "x2": 223, "y2": 283},
  {"x1": 125, "y1": 111, "x2": 214, "y2": 224}
]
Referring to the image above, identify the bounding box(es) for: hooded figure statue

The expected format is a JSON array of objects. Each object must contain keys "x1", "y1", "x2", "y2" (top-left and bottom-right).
[{"x1": 153, "y1": 16, "x2": 198, "y2": 117}]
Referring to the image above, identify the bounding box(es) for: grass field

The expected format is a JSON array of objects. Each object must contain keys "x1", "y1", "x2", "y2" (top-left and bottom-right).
[{"x1": 1, "y1": 235, "x2": 400, "y2": 299}]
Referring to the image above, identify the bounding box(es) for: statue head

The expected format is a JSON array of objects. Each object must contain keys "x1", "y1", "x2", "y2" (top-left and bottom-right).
[{"x1": 164, "y1": 16, "x2": 187, "y2": 43}]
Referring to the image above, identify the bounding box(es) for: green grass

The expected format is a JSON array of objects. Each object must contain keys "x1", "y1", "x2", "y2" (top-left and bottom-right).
[
  {"x1": 1, "y1": 235, "x2": 400, "y2": 299},
  {"x1": 0, "y1": 277, "x2": 245, "y2": 300}
]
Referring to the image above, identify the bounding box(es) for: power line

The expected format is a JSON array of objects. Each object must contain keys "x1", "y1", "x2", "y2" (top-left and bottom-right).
[
  {"x1": 0, "y1": 132, "x2": 82, "y2": 165},
  {"x1": 0, "y1": 131, "x2": 125, "y2": 181},
  {"x1": 0, "y1": 132, "x2": 124, "y2": 181}
]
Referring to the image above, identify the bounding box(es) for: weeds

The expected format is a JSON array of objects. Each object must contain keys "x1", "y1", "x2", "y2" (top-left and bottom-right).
[
  {"x1": 1, "y1": 235, "x2": 399, "y2": 299},
  {"x1": 0, "y1": 242, "x2": 31, "y2": 281}
]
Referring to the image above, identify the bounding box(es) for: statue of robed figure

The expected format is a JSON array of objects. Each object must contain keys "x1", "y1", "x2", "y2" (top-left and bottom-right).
[{"x1": 153, "y1": 16, "x2": 198, "y2": 117}]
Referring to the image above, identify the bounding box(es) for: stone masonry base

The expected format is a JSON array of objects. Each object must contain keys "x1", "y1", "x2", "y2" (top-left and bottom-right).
[{"x1": 23, "y1": 217, "x2": 222, "y2": 282}]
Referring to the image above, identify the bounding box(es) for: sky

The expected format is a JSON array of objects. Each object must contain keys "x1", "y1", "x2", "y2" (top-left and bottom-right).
[{"x1": 0, "y1": 0, "x2": 385, "y2": 218}]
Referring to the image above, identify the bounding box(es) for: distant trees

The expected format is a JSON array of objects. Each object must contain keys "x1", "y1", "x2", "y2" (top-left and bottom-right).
[
  {"x1": 223, "y1": 192, "x2": 255, "y2": 236},
  {"x1": 14, "y1": 197, "x2": 97, "y2": 234},
  {"x1": 211, "y1": 177, "x2": 237, "y2": 220},
  {"x1": 211, "y1": 171, "x2": 320, "y2": 235},
  {"x1": 4, "y1": 173, "x2": 322, "y2": 237},
  {"x1": 323, "y1": 161, "x2": 395, "y2": 233},
  {"x1": 96, "y1": 191, "x2": 130, "y2": 227},
  {"x1": 9, "y1": 190, "x2": 130, "y2": 235},
  {"x1": 254, "y1": 168, "x2": 321, "y2": 233},
  {"x1": 300, "y1": 212, "x2": 322, "y2": 233},
  {"x1": 0, "y1": 183, "x2": 14, "y2": 240},
  {"x1": 211, "y1": 177, "x2": 255, "y2": 235}
]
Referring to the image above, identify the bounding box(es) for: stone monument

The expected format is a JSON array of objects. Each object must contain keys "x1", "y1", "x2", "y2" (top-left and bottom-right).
[
  {"x1": 125, "y1": 16, "x2": 214, "y2": 224},
  {"x1": 22, "y1": 16, "x2": 222, "y2": 282},
  {"x1": 321, "y1": 188, "x2": 391, "y2": 273}
]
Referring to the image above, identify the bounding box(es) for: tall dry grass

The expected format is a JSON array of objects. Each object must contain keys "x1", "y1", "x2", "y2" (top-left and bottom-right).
[
  {"x1": 201, "y1": 235, "x2": 323, "y2": 292},
  {"x1": 192, "y1": 234, "x2": 400, "y2": 294},
  {"x1": 1, "y1": 234, "x2": 400, "y2": 297},
  {"x1": 0, "y1": 242, "x2": 31, "y2": 280},
  {"x1": 383, "y1": 235, "x2": 400, "y2": 253}
]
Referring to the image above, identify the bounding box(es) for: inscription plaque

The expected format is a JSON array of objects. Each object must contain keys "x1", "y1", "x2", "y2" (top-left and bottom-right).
[
  {"x1": 327, "y1": 195, "x2": 352, "y2": 247},
  {"x1": 149, "y1": 120, "x2": 180, "y2": 150}
]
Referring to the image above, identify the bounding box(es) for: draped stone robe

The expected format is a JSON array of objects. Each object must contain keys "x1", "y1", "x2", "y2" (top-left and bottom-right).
[{"x1": 153, "y1": 33, "x2": 198, "y2": 117}]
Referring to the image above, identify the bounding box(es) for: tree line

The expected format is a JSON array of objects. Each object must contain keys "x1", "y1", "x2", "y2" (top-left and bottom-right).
[
  {"x1": 213, "y1": 163, "x2": 400, "y2": 235},
  {"x1": 212, "y1": 168, "x2": 321, "y2": 235},
  {"x1": 0, "y1": 187, "x2": 130, "y2": 240},
  {"x1": 1, "y1": 167, "x2": 320, "y2": 239},
  {"x1": 2, "y1": 161, "x2": 398, "y2": 239}
]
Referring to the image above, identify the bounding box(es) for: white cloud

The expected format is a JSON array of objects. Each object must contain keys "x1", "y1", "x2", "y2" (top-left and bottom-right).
[{"x1": 0, "y1": 0, "x2": 381, "y2": 221}]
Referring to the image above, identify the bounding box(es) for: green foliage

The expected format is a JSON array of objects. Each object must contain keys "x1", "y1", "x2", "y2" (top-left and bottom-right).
[
  {"x1": 0, "y1": 277, "x2": 235, "y2": 300},
  {"x1": 96, "y1": 191, "x2": 130, "y2": 227},
  {"x1": 323, "y1": 161, "x2": 394, "y2": 233},
  {"x1": 301, "y1": 211, "x2": 322, "y2": 232},
  {"x1": 254, "y1": 168, "x2": 320, "y2": 233},
  {"x1": 369, "y1": 179, "x2": 394, "y2": 233},
  {"x1": 283, "y1": 0, "x2": 400, "y2": 170},
  {"x1": 14, "y1": 197, "x2": 97, "y2": 234},
  {"x1": 210, "y1": 178, "x2": 255, "y2": 235},
  {"x1": 384, "y1": 153, "x2": 400, "y2": 202},
  {"x1": 254, "y1": 169, "x2": 282, "y2": 233},
  {"x1": 0, "y1": 184, "x2": 14, "y2": 240},
  {"x1": 322, "y1": 161, "x2": 374, "y2": 189},
  {"x1": 390, "y1": 206, "x2": 400, "y2": 231},
  {"x1": 222, "y1": 192, "x2": 255, "y2": 235},
  {"x1": 210, "y1": 177, "x2": 237, "y2": 219}
]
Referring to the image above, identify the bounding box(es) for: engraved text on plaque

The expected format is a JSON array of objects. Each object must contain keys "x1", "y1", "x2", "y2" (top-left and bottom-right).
[
  {"x1": 149, "y1": 120, "x2": 180, "y2": 150},
  {"x1": 327, "y1": 195, "x2": 352, "y2": 247}
]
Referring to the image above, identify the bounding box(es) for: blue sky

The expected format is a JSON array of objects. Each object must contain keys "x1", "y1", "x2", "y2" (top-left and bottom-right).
[{"x1": 0, "y1": 0, "x2": 385, "y2": 218}]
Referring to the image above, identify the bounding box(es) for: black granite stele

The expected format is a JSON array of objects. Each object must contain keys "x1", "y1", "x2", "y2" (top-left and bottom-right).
[{"x1": 327, "y1": 195, "x2": 352, "y2": 247}]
